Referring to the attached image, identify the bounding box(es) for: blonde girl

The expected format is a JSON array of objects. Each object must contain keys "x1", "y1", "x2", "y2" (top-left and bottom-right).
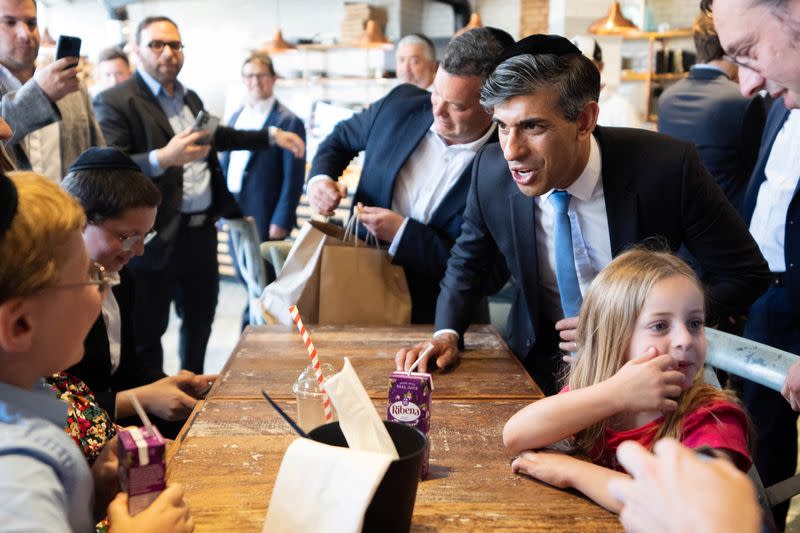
[{"x1": 502, "y1": 248, "x2": 751, "y2": 512}]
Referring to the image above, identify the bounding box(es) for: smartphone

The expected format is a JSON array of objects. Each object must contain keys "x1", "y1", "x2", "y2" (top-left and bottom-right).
[
  {"x1": 55, "y1": 35, "x2": 82, "y2": 66},
  {"x1": 192, "y1": 110, "x2": 220, "y2": 145}
]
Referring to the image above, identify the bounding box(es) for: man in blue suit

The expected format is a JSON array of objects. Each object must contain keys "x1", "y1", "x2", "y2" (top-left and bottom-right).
[
  {"x1": 221, "y1": 52, "x2": 306, "y2": 245},
  {"x1": 658, "y1": 10, "x2": 765, "y2": 212},
  {"x1": 307, "y1": 28, "x2": 511, "y2": 324}
]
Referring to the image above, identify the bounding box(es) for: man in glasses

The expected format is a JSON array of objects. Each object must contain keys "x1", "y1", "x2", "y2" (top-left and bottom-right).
[
  {"x1": 94, "y1": 16, "x2": 305, "y2": 375},
  {"x1": 0, "y1": 0, "x2": 105, "y2": 182},
  {"x1": 701, "y1": 1, "x2": 800, "y2": 528},
  {"x1": 61, "y1": 147, "x2": 215, "y2": 437},
  {"x1": 220, "y1": 52, "x2": 305, "y2": 326}
]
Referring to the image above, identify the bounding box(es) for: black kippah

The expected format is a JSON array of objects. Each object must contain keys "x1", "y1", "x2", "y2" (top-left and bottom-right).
[
  {"x1": 68, "y1": 147, "x2": 141, "y2": 174},
  {"x1": 0, "y1": 172, "x2": 17, "y2": 239},
  {"x1": 497, "y1": 33, "x2": 582, "y2": 65}
]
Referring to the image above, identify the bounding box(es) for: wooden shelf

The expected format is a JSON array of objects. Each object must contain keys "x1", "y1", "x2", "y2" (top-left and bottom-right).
[
  {"x1": 621, "y1": 70, "x2": 688, "y2": 82},
  {"x1": 620, "y1": 29, "x2": 692, "y2": 40}
]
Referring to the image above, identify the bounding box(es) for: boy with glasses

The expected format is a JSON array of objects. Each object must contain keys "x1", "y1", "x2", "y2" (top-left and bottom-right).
[{"x1": 61, "y1": 147, "x2": 215, "y2": 437}]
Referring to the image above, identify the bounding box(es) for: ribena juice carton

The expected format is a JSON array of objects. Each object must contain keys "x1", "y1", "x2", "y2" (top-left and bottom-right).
[
  {"x1": 118, "y1": 426, "x2": 166, "y2": 515},
  {"x1": 387, "y1": 371, "x2": 432, "y2": 479}
]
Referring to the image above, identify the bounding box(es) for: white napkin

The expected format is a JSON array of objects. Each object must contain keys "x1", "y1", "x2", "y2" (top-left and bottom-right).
[
  {"x1": 262, "y1": 439, "x2": 393, "y2": 533},
  {"x1": 324, "y1": 357, "x2": 399, "y2": 459}
]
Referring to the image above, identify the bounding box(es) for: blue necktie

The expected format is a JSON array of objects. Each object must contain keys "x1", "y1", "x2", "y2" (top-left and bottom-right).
[{"x1": 549, "y1": 190, "x2": 583, "y2": 318}]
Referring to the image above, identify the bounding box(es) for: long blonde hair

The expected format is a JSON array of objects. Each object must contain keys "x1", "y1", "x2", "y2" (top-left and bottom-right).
[
  {"x1": 568, "y1": 248, "x2": 744, "y2": 454},
  {"x1": 0, "y1": 172, "x2": 85, "y2": 303}
]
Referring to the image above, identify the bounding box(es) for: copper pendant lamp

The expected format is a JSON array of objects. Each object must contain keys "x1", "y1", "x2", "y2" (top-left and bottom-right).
[
  {"x1": 454, "y1": 12, "x2": 483, "y2": 37},
  {"x1": 359, "y1": 19, "x2": 390, "y2": 48},
  {"x1": 588, "y1": 1, "x2": 638, "y2": 35}
]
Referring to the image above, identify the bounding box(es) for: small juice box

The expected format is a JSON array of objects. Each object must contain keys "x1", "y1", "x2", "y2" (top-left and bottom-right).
[
  {"x1": 388, "y1": 371, "x2": 433, "y2": 479},
  {"x1": 118, "y1": 426, "x2": 166, "y2": 515}
]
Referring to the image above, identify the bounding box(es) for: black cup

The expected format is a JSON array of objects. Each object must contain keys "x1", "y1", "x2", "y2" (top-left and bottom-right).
[{"x1": 308, "y1": 421, "x2": 426, "y2": 533}]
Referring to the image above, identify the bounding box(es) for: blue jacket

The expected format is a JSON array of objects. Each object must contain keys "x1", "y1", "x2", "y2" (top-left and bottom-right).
[{"x1": 220, "y1": 101, "x2": 306, "y2": 240}]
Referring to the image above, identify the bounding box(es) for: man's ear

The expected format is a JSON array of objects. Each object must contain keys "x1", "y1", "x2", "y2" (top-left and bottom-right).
[
  {"x1": 0, "y1": 298, "x2": 35, "y2": 353},
  {"x1": 576, "y1": 100, "x2": 599, "y2": 139}
]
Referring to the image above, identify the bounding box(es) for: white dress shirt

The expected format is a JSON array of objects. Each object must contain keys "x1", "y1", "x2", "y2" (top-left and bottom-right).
[
  {"x1": 226, "y1": 97, "x2": 275, "y2": 193},
  {"x1": 388, "y1": 123, "x2": 496, "y2": 255},
  {"x1": 100, "y1": 289, "x2": 122, "y2": 374},
  {"x1": 535, "y1": 135, "x2": 612, "y2": 322},
  {"x1": 749, "y1": 109, "x2": 800, "y2": 272}
]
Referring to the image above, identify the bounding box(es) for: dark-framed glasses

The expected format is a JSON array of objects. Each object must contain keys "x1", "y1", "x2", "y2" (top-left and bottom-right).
[
  {"x1": 49, "y1": 262, "x2": 121, "y2": 294},
  {"x1": 147, "y1": 40, "x2": 184, "y2": 53},
  {"x1": 722, "y1": 53, "x2": 757, "y2": 72},
  {"x1": 119, "y1": 229, "x2": 157, "y2": 251}
]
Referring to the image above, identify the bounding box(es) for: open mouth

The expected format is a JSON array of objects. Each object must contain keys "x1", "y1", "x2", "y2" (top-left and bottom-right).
[{"x1": 511, "y1": 168, "x2": 537, "y2": 186}]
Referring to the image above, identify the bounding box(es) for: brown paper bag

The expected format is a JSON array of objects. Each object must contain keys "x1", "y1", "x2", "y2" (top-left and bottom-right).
[{"x1": 260, "y1": 218, "x2": 411, "y2": 325}]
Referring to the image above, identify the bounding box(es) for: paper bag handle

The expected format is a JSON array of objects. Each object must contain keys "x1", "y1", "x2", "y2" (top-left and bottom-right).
[{"x1": 343, "y1": 212, "x2": 380, "y2": 249}]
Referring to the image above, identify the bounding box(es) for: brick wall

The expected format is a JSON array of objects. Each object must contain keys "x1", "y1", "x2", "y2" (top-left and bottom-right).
[{"x1": 520, "y1": 0, "x2": 549, "y2": 37}]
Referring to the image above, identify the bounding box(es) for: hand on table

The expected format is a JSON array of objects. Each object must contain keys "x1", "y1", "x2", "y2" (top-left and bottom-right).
[
  {"x1": 395, "y1": 333, "x2": 459, "y2": 373},
  {"x1": 308, "y1": 178, "x2": 347, "y2": 216},
  {"x1": 607, "y1": 347, "x2": 684, "y2": 413},
  {"x1": 356, "y1": 202, "x2": 404, "y2": 242},
  {"x1": 108, "y1": 483, "x2": 194, "y2": 533},
  {"x1": 122, "y1": 372, "x2": 217, "y2": 421},
  {"x1": 608, "y1": 439, "x2": 760, "y2": 533},
  {"x1": 268, "y1": 224, "x2": 289, "y2": 240},
  {"x1": 512, "y1": 449, "x2": 577, "y2": 489}
]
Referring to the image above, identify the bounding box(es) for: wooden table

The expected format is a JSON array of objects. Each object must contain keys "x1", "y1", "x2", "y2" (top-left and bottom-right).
[{"x1": 169, "y1": 325, "x2": 621, "y2": 532}]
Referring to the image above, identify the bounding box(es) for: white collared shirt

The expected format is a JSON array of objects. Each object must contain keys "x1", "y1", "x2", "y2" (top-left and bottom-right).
[
  {"x1": 749, "y1": 109, "x2": 800, "y2": 272},
  {"x1": 100, "y1": 289, "x2": 122, "y2": 374},
  {"x1": 387, "y1": 123, "x2": 496, "y2": 255},
  {"x1": 227, "y1": 97, "x2": 275, "y2": 193},
  {"x1": 534, "y1": 135, "x2": 613, "y2": 322}
]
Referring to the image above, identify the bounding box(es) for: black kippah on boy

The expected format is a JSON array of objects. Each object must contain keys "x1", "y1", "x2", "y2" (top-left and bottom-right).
[
  {"x1": 68, "y1": 147, "x2": 141, "y2": 174},
  {"x1": 497, "y1": 33, "x2": 583, "y2": 65},
  {"x1": 0, "y1": 172, "x2": 17, "y2": 239}
]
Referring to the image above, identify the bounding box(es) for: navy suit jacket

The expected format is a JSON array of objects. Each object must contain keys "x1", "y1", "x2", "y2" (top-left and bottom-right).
[
  {"x1": 742, "y1": 99, "x2": 799, "y2": 290},
  {"x1": 220, "y1": 101, "x2": 306, "y2": 241},
  {"x1": 436, "y1": 127, "x2": 770, "y2": 390},
  {"x1": 66, "y1": 268, "x2": 166, "y2": 417},
  {"x1": 94, "y1": 72, "x2": 272, "y2": 270},
  {"x1": 309, "y1": 83, "x2": 502, "y2": 323},
  {"x1": 658, "y1": 67, "x2": 766, "y2": 212}
]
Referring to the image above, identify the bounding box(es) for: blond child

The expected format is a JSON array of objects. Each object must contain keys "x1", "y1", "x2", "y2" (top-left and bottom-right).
[
  {"x1": 503, "y1": 249, "x2": 751, "y2": 513},
  {"x1": 0, "y1": 172, "x2": 193, "y2": 532}
]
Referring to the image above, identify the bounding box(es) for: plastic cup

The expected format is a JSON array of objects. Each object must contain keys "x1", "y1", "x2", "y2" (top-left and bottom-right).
[
  {"x1": 291, "y1": 363, "x2": 338, "y2": 432},
  {"x1": 308, "y1": 421, "x2": 426, "y2": 533}
]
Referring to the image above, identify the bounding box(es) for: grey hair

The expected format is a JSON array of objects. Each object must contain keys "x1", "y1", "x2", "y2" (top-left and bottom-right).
[
  {"x1": 480, "y1": 53, "x2": 600, "y2": 121},
  {"x1": 397, "y1": 33, "x2": 436, "y2": 61},
  {"x1": 442, "y1": 27, "x2": 506, "y2": 78}
]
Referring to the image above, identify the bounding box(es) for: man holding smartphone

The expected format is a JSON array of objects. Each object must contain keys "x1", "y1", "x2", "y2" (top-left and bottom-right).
[
  {"x1": 0, "y1": 0, "x2": 104, "y2": 181},
  {"x1": 94, "y1": 16, "x2": 304, "y2": 376}
]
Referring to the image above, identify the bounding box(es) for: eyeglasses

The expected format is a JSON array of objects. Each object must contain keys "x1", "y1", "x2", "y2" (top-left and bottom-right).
[
  {"x1": 242, "y1": 73, "x2": 273, "y2": 81},
  {"x1": 48, "y1": 262, "x2": 121, "y2": 294},
  {"x1": 722, "y1": 53, "x2": 757, "y2": 72},
  {"x1": 117, "y1": 229, "x2": 157, "y2": 251},
  {"x1": 147, "y1": 40, "x2": 184, "y2": 53}
]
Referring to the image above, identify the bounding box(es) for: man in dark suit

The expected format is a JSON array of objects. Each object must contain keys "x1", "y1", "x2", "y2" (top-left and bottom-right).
[
  {"x1": 307, "y1": 28, "x2": 511, "y2": 324},
  {"x1": 658, "y1": 10, "x2": 765, "y2": 212},
  {"x1": 61, "y1": 147, "x2": 215, "y2": 437},
  {"x1": 93, "y1": 16, "x2": 304, "y2": 374},
  {"x1": 396, "y1": 35, "x2": 770, "y2": 395}
]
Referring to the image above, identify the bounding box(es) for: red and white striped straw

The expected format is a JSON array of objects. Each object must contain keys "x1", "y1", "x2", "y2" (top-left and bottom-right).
[{"x1": 288, "y1": 305, "x2": 332, "y2": 421}]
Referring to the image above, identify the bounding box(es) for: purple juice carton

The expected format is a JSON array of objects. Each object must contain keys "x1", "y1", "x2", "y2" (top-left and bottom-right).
[
  {"x1": 388, "y1": 371, "x2": 433, "y2": 480},
  {"x1": 118, "y1": 426, "x2": 166, "y2": 515}
]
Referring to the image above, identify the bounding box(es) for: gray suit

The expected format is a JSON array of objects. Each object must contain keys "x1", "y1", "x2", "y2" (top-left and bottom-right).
[{"x1": 0, "y1": 71, "x2": 104, "y2": 178}]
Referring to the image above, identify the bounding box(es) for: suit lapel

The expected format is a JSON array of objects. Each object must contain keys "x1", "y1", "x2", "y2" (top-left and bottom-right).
[
  {"x1": 379, "y1": 107, "x2": 433, "y2": 206},
  {"x1": 133, "y1": 73, "x2": 178, "y2": 139},
  {"x1": 510, "y1": 190, "x2": 539, "y2": 326},
  {"x1": 742, "y1": 106, "x2": 790, "y2": 223},
  {"x1": 595, "y1": 128, "x2": 639, "y2": 254}
]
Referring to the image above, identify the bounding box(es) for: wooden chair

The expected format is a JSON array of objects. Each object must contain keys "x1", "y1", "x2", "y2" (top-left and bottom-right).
[{"x1": 222, "y1": 217, "x2": 268, "y2": 326}]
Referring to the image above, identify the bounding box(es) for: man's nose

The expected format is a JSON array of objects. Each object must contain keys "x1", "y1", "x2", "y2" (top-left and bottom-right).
[
  {"x1": 502, "y1": 129, "x2": 524, "y2": 162},
  {"x1": 738, "y1": 67, "x2": 766, "y2": 97}
]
